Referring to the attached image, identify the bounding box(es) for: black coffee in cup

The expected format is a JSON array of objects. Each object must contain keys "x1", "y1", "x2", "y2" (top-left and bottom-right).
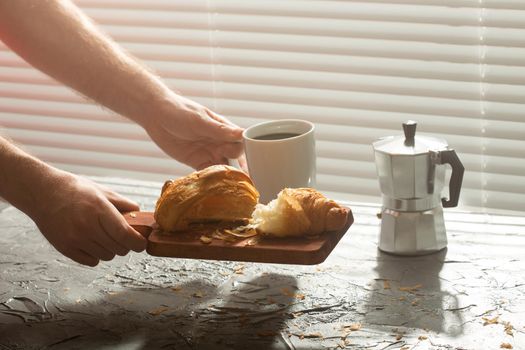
[{"x1": 254, "y1": 132, "x2": 301, "y2": 140}]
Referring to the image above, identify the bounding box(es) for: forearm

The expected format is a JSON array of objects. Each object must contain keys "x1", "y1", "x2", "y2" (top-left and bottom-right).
[
  {"x1": 0, "y1": 0, "x2": 173, "y2": 126},
  {"x1": 0, "y1": 135, "x2": 62, "y2": 218}
]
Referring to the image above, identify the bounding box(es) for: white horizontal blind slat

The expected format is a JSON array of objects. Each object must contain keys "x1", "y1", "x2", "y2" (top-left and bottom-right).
[
  {"x1": 24, "y1": 144, "x2": 190, "y2": 176},
  {"x1": 210, "y1": 1, "x2": 479, "y2": 24},
  {"x1": 214, "y1": 48, "x2": 481, "y2": 81},
  {"x1": 0, "y1": 0, "x2": 523, "y2": 213},
  {"x1": 77, "y1": 0, "x2": 209, "y2": 11},
  {"x1": 0, "y1": 113, "x2": 143, "y2": 139},
  {"x1": 213, "y1": 32, "x2": 479, "y2": 63},
  {"x1": 7, "y1": 128, "x2": 165, "y2": 158}
]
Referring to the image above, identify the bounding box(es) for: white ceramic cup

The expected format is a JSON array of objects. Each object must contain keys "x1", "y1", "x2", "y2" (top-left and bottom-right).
[{"x1": 242, "y1": 119, "x2": 316, "y2": 204}]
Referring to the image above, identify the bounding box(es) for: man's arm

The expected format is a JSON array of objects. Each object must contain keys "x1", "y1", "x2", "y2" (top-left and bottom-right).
[
  {"x1": 0, "y1": 0, "x2": 243, "y2": 169},
  {"x1": 0, "y1": 134, "x2": 55, "y2": 219},
  {"x1": 0, "y1": 135, "x2": 147, "y2": 266},
  {"x1": 0, "y1": 0, "x2": 170, "y2": 125}
]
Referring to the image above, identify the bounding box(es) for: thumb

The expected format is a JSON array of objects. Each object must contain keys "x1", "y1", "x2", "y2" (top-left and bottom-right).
[{"x1": 106, "y1": 191, "x2": 140, "y2": 213}]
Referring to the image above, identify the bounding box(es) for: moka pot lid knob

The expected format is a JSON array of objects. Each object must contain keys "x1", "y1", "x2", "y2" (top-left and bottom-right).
[{"x1": 373, "y1": 120, "x2": 449, "y2": 156}]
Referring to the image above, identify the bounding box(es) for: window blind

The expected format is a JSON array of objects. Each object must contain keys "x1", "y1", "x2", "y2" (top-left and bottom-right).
[{"x1": 0, "y1": 0, "x2": 523, "y2": 214}]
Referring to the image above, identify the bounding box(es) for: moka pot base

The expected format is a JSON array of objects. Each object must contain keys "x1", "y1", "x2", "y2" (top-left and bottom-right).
[{"x1": 378, "y1": 206, "x2": 447, "y2": 256}]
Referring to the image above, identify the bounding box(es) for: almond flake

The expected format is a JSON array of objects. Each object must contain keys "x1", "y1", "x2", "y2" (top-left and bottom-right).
[
  {"x1": 295, "y1": 293, "x2": 305, "y2": 300},
  {"x1": 303, "y1": 332, "x2": 323, "y2": 338},
  {"x1": 223, "y1": 228, "x2": 258, "y2": 238},
  {"x1": 294, "y1": 332, "x2": 323, "y2": 339},
  {"x1": 148, "y1": 306, "x2": 168, "y2": 316},
  {"x1": 383, "y1": 280, "x2": 391, "y2": 290},
  {"x1": 200, "y1": 235, "x2": 212, "y2": 244},
  {"x1": 212, "y1": 230, "x2": 236, "y2": 242},
  {"x1": 503, "y1": 321, "x2": 514, "y2": 336},
  {"x1": 193, "y1": 291, "x2": 205, "y2": 298},
  {"x1": 482, "y1": 315, "x2": 500, "y2": 326},
  {"x1": 399, "y1": 284, "x2": 423, "y2": 293},
  {"x1": 233, "y1": 264, "x2": 245, "y2": 274},
  {"x1": 343, "y1": 322, "x2": 361, "y2": 332},
  {"x1": 244, "y1": 237, "x2": 259, "y2": 246}
]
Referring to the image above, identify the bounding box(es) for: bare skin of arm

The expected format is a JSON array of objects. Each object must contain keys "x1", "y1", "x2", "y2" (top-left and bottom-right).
[
  {"x1": 0, "y1": 0, "x2": 244, "y2": 265},
  {"x1": 0, "y1": 0, "x2": 243, "y2": 170},
  {"x1": 0, "y1": 135, "x2": 147, "y2": 266}
]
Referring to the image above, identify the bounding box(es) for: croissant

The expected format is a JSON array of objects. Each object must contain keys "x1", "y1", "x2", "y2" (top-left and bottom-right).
[
  {"x1": 154, "y1": 165, "x2": 259, "y2": 232},
  {"x1": 252, "y1": 188, "x2": 349, "y2": 237}
]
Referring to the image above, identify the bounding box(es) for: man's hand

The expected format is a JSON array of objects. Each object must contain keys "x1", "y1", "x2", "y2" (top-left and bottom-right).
[
  {"x1": 142, "y1": 95, "x2": 245, "y2": 170},
  {"x1": 0, "y1": 0, "x2": 247, "y2": 171},
  {"x1": 0, "y1": 136, "x2": 147, "y2": 267},
  {"x1": 31, "y1": 172, "x2": 147, "y2": 266}
]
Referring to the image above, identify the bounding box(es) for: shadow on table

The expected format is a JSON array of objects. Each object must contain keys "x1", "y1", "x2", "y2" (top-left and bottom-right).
[
  {"x1": 0, "y1": 273, "x2": 296, "y2": 350},
  {"x1": 363, "y1": 248, "x2": 464, "y2": 337},
  {"x1": 188, "y1": 273, "x2": 297, "y2": 350}
]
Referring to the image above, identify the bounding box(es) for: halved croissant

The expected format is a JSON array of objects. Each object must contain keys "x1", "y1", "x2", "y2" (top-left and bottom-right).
[
  {"x1": 252, "y1": 188, "x2": 349, "y2": 237},
  {"x1": 154, "y1": 165, "x2": 259, "y2": 232}
]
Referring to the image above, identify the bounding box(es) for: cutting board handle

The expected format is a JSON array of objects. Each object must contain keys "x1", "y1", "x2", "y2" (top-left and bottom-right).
[{"x1": 123, "y1": 211, "x2": 156, "y2": 238}]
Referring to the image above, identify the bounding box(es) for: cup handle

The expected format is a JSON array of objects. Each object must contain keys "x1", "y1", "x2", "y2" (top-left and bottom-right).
[{"x1": 437, "y1": 149, "x2": 465, "y2": 208}]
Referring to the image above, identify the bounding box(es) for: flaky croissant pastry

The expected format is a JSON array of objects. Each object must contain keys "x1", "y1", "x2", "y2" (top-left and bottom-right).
[
  {"x1": 155, "y1": 165, "x2": 259, "y2": 232},
  {"x1": 252, "y1": 188, "x2": 349, "y2": 237}
]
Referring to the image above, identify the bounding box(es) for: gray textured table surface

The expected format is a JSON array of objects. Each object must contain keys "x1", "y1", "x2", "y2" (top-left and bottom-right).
[{"x1": 1, "y1": 177, "x2": 524, "y2": 350}]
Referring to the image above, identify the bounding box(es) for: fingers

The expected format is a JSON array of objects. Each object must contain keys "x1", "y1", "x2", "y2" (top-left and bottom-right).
[
  {"x1": 205, "y1": 110, "x2": 244, "y2": 142},
  {"x1": 98, "y1": 207, "x2": 147, "y2": 253},
  {"x1": 238, "y1": 154, "x2": 249, "y2": 173},
  {"x1": 97, "y1": 188, "x2": 146, "y2": 256},
  {"x1": 206, "y1": 109, "x2": 239, "y2": 127},
  {"x1": 195, "y1": 160, "x2": 216, "y2": 171},
  {"x1": 92, "y1": 223, "x2": 129, "y2": 256},
  {"x1": 103, "y1": 189, "x2": 140, "y2": 213},
  {"x1": 69, "y1": 249, "x2": 100, "y2": 267},
  {"x1": 58, "y1": 221, "x2": 129, "y2": 266},
  {"x1": 194, "y1": 143, "x2": 242, "y2": 170},
  {"x1": 53, "y1": 242, "x2": 100, "y2": 267},
  {"x1": 36, "y1": 175, "x2": 145, "y2": 267},
  {"x1": 82, "y1": 240, "x2": 116, "y2": 261}
]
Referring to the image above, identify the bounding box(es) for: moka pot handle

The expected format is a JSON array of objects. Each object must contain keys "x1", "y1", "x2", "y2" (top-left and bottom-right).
[{"x1": 434, "y1": 149, "x2": 464, "y2": 208}]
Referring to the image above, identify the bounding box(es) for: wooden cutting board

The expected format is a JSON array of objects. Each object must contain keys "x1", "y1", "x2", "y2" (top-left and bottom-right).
[{"x1": 124, "y1": 209, "x2": 353, "y2": 265}]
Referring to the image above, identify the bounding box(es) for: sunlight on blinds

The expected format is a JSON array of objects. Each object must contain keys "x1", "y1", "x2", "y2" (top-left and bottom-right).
[{"x1": 0, "y1": 0, "x2": 524, "y2": 214}]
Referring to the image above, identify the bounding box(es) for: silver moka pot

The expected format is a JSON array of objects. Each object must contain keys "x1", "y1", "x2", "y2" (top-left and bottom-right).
[{"x1": 373, "y1": 121, "x2": 464, "y2": 255}]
